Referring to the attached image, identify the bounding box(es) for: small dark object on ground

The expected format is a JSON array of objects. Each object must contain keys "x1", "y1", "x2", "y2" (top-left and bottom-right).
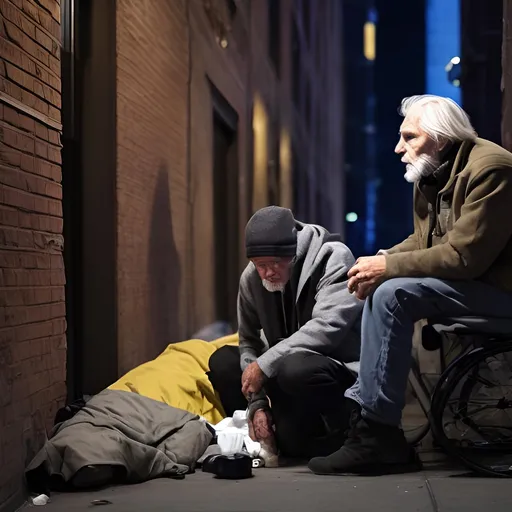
[{"x1": 202, "y1": 453, "x2": 253, "y2": 480}]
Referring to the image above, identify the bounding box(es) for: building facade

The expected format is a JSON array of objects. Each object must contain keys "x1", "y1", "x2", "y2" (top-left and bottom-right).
[
  {"x1": 0, "y1": 0, "x2": 66, "y2": 508},
  {"x1": 0, "y1": 0, "x2": 344, "y2": 508}
]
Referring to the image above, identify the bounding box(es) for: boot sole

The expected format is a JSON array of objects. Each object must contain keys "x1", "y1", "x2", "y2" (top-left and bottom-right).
[{"x1": 309, "y1": 460, "x2": 423, "y2": 477}]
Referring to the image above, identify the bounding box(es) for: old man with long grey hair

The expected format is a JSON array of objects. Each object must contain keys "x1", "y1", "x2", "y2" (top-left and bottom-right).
[{"x1": 309, "y1": 94, "x2": 512, "y2": 475}]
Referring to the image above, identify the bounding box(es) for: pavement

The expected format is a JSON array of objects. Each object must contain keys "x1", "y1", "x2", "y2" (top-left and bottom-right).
[{"x1": 22, "y1": 463, "x2": 512, "y2": 512}]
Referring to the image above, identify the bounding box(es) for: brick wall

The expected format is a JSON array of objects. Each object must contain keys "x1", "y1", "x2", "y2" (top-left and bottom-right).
[
  {"x1": 113, "y1": 0, "x2": 345, "y2": 373},
  {"x1": 0, "y1": 0, "x2": 65, "y2": 507},
  {"x1": 116, "y1": 0, "x2": 190, "y2": 374}
]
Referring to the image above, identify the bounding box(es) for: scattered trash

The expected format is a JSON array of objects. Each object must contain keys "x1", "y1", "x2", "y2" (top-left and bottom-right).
[
  {"x1": 32, "y1": 494, "x2": 50, "y2": 506},
  {"x1": 252, "y1": 458, "x2": 264, "y2": 468},
  {"x1": 91, "y1": 500, "x2": 113, "y2": 506}
]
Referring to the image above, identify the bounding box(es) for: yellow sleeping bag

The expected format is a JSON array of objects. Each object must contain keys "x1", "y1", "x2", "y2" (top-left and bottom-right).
[{"x1": 109, "y1": 334, "x2": 239, "y2": 424}]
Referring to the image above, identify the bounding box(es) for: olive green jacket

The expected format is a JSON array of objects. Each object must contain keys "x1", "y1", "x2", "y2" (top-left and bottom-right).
[{"x1": 384, "y1": 138, "x2": 512, "y2": 292}]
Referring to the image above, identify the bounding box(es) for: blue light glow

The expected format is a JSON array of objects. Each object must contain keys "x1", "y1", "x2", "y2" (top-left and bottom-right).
[{"x1": 426, "y1": 0, "x2": 461, "y2": 102}]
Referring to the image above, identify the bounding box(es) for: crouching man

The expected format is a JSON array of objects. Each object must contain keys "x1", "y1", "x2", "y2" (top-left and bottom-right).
[{"x1": 208, "y1": 206, "x2": 363, "y2": 460}]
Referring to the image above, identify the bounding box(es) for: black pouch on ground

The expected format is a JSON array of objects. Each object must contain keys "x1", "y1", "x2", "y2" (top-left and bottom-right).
[{"x1": 202, "y1": 453, "x2": 253, "y2": 479}]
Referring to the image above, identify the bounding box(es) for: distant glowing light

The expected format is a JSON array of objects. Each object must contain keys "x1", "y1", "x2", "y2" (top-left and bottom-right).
[
  {"x1": 364, "y1": 22, "x2": 376, "y2": 61},
  {"x1": 346, "y1": 212, "x2": 358, "y2": 223}
]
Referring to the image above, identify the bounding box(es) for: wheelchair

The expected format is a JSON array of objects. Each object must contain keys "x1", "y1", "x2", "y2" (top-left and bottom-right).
[{"x1": 406, "y1": 316, "x2": 512, "y2": 477}]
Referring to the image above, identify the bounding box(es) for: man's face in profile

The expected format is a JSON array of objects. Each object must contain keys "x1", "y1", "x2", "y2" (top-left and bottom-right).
[{"x1": 394, "y1": 105, "x2": 441, "y2": 182}]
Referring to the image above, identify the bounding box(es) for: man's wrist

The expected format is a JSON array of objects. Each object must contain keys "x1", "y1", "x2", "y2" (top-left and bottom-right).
[{"x1": 256, "y1": 354, "x2": 273, "y2": 379}]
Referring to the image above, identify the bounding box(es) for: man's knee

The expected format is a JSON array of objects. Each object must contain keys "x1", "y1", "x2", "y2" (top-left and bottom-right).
[
  {"x1": 372, "y1": 278, "x2": 426, "y2": 311},
  {"x1": 208, "y1": 345, "x2": 240, "y2": 383},
  {"x1": 276, "y1": 352, "x2": 320, "y2": 394}
]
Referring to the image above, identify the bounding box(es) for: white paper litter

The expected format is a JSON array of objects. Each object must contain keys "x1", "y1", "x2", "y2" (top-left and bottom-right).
[
  {"x1": 32, "y1": 494, "x2": 50, "y2": 506},
  {"x1": 214, "y1": 410, "x2": 267, "y2": 459}
]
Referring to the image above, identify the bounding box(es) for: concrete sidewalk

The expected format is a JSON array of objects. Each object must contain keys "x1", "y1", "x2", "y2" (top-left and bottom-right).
[{"x1": 23, "y1": 465, "x2": 512, "y2": 512}]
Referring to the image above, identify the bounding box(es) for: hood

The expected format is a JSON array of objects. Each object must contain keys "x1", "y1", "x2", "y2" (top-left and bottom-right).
[{"x1": 291, "y1": 222, "x2": 341, "y2": 298}]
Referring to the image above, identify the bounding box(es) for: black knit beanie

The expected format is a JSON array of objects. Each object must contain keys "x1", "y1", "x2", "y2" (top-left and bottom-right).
[{"x1": 245, "y1": 206, "x2": 297, "y2": 258}]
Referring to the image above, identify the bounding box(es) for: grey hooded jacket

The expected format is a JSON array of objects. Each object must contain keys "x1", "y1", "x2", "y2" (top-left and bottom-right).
[{"x1": 238, "y1": 222, "x2": 363, "y2": 380}]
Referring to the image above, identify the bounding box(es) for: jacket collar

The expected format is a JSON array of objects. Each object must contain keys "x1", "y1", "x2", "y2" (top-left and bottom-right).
[
  {"x1": 439, "y1": 139, "x2": 476, "y2": 193},
  {"x1": 418, "y1": 139, "x2": 475, "y2": 194}
]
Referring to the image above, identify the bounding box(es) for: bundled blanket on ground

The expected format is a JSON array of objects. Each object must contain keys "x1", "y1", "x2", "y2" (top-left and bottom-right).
[{"x1": 25, "y1": 389, "x2": 213, "y2": 491}]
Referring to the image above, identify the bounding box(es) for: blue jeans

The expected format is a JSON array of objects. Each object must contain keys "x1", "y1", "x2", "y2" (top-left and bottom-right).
[{"x1": 345, "y1": 277, "x2": 512, "y2": 426}]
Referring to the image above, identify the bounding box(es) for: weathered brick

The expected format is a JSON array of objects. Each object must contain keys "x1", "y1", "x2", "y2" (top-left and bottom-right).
[
  {"x1": 34, "y1": 122, "x2": 49, "y2": 141},
  {"x1": 22, "y1": 0, "x2": 61, "y2": 40},
  {"x1": 2, "y1": 303, "x2": 59, "y2": 327},
  {"x1": 15, "y1": 319, "x2": 54, "y2": 342},
  {"x1": 50, "y1": 286, "x2": 64, "y2": 302},
  {"x1": 3, "y1": 17, "x2": 49, "y2": 68},
  {"x1": 47, "y1": 128, "x2": 59, "y2": 145},
  {"x1": 34, "y1": 0, "x2": 61, "y2": 24},
  {"x1": 3, "y1": 105, "x2": 36, "y2": 133},
  {"x1": 1, "y1": 289, "x2": 24, "y2": 307},
  {"x1": 0, "y1": 205, "x2": 18, "y2": 227},
  {"x1": 0, "y1": 123, "x2": 36, "y2": 153},
  {"x1": 0, "y1": 36, "x2": 60, "y2": 92},
  {"x1": 0, "y1": 0, "x2": 36, "y2": 40},
  {"x1": 0, "y1": 249, "x2": 18, "y2": 268},
  {"x1": 4, "y1": 62, "x2": 61, "y2": 108},
  {"x1": 0, "y1": 77, "x2": 50, "y2": 117}
]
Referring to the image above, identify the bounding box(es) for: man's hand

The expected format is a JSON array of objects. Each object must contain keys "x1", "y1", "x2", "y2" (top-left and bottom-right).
[
  {"x1": 347, "y1": 255, "x2": 387, "y2": 300},
  {"x1": 350, "y1": 281, "x2": 378, "y2": 300},
  {"x1": 242, "y1": 361, "x2": 266, "y2": 397}
]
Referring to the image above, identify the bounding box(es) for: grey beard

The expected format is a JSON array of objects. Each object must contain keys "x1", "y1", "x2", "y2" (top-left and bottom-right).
[
  {"x1": 262, "y1": 280, "x2": 286, "y2": 293},
  {"x1": 404, "y1": 154, "x2": 440, "y2": 183}
]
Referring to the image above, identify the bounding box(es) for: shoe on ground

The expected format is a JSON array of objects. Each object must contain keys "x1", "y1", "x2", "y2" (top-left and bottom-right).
[{"x1": 308, "y1": 410, "x2": 422, "y2": 476}]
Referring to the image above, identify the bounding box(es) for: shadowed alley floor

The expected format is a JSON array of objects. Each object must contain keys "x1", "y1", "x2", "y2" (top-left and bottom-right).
[{"x1": 22, "y1": 464, "x2": 512, "y2": 512}]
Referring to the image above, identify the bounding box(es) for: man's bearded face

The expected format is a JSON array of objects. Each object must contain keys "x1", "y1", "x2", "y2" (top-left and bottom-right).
[
  {"x1": 252, "y1": 256, "x2": 293, "y2": 293},
  {"x1": 394, "y1": 106, "x2": 441, "y2": 182}
]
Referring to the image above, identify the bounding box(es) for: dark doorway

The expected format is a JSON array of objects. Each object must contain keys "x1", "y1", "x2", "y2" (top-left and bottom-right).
[{"x1": 211, "y1": 83, "x2": 239, "y2": 329}]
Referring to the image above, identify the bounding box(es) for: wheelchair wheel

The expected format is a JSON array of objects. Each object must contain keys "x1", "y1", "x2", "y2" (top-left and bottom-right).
[{"x1": 430, "y1": 340, "x2": 512, "y2": 477}]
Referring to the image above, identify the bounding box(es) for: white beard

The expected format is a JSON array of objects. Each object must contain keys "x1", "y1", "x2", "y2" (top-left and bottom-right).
[
  {"x1": 404, "y1": 154, "x2": 440, "y2": 183},
  {"x1": 262, "y1": 280, "x2": 286, "y2": 293}
]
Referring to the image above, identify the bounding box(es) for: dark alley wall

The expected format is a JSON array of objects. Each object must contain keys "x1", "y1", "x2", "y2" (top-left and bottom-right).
[
  {"x1": 461, "y1": 0, "x2": 502, "y2": 144},
  {"x1": 0, "y1": 0, "x2": 345, "y2": 507},
  {"x1": 0, "y1": 0, "x2": 65, "y2": 508},
  {"x1": 115, "y1": 0, "x2": 190, "y2": 376},
  {"x1": 107, "y1": 0, "x2": 345, "y2": 377},
  {"x1": 503, "y1": 0, "x2": 512, "y2": 151}
]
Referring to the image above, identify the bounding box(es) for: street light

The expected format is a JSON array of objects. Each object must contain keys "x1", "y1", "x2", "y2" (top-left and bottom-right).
[{"x1": 445, "y1": 56, "x2": 461, "y2": 87}]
